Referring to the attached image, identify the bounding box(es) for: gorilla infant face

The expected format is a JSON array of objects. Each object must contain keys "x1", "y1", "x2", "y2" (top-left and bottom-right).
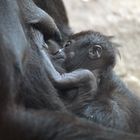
[{"x1": 50, "y1": 31, "x2": 117, "y2": 72}]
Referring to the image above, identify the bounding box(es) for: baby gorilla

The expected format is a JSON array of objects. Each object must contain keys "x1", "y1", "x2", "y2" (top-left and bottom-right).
[
  {"x1": 45, "y1": 31, "x2": 114, "y2": 114},
  {"x1": 46, "y1": 31, "x2": 140, "y2": 134},
  {"x1": 51, "y1": 31, "x2": 116, "y2": 113}
]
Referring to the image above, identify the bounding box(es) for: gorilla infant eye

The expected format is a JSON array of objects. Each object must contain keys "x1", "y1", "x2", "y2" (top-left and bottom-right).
[{"x1": 64, "y1": 40, "x2": 72, "y2": 48}]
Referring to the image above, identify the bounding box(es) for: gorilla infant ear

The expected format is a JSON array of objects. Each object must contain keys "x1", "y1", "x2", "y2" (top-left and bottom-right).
[{"x1": 88, "y1": 45, "x2": 102, "y2": 59}]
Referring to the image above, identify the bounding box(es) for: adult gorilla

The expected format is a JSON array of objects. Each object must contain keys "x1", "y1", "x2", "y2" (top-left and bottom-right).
[{"x1": 0, "y1": 0, "x2": 139, "y2": 140}]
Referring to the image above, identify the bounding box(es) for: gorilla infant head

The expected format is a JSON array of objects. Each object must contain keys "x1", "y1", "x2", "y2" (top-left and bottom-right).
[{"x1": 62, "y1": 31, "x2": 117, "y2": 72}]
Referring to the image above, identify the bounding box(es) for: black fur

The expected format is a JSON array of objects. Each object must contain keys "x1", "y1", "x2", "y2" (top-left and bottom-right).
[{"x1": 0, "y1": 0, "x2": 140, "y2": 140}]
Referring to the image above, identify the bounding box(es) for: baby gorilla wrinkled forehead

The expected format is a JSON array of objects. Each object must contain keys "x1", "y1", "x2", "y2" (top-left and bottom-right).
[{"x1": 63, "y1": 31, "x2": 118, "y2": 72}]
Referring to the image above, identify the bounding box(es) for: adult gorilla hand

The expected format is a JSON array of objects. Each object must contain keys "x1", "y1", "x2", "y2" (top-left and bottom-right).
[{"x1": 21, "y1": 0, "x2": 62, "y2": 42}]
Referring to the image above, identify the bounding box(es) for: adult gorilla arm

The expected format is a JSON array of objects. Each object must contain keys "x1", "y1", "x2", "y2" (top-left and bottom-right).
[
  {"x1": 21, "y1": 0, "x2": 62, "y2": 42},
  {"x1": 1, "y1": 106, "x2": 140, "y2": 140}
]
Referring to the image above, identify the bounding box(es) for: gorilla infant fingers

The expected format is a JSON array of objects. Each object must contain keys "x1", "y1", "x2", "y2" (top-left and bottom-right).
[{"x1": 51, "y1": 30, "x2": 140, "y2": 133}]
